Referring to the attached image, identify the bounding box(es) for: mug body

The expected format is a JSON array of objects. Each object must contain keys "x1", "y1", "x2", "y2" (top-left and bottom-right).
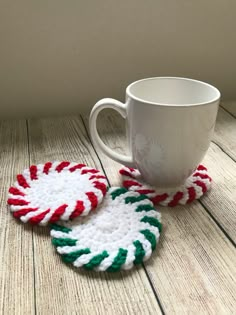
[{"x1": 126, "y1": 77, "x2": 220, "y2": 187}]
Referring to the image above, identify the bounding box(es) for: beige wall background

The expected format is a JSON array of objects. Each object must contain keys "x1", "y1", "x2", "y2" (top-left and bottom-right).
[{"x1": 0, "y1": 0, "x2": 235, "y2": 118}]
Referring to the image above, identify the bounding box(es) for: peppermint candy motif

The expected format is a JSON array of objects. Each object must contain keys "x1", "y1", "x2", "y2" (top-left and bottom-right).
[
  {"x1": 8, "y1": 162, "x2": 108, "y2": 225},
  {"x1": 51, "y1": 187, "x2": 161, "y2": 272},
  {"x1": 119, "y1": 165, "x2": 212, "y2": 207}
]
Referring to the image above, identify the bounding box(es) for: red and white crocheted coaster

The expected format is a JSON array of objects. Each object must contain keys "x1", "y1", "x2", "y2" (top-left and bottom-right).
[
  {"x1": 8, "y1": 161, "x2": 108, "y2": 225},
  {"x1": 119, "y1": 165, "x2": 212, "y2": 207}
]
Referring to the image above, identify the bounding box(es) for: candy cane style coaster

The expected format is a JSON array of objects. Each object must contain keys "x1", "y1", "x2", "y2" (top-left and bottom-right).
[
  {"x1": 8, "y1": 161, "x2": 108, "y2": 225},
  {"x1": 51, "y1": 187, "x2": 162, "y2": 272},
  {"x1": 119, "y1": 165, "x2": 212, "y2": 207}
]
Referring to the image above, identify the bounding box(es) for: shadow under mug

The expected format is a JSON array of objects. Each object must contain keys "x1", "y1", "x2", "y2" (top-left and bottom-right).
[{"x1": 89, "y1": 77, "x2": 221, "y2": 188}]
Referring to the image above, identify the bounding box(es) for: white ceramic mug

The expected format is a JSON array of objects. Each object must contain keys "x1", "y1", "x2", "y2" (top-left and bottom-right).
[{"x1": 89, "y1": 77, "x2": 220, "y2": 188}]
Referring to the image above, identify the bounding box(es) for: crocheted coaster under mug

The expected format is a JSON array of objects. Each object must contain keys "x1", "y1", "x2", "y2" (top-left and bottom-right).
[
  {"x1": 51, "y1": 187, "x2": 161, "y2": 272},
  {"x1": 119, "y1": 165, "x2": 212, "y2": 207},
  {"x1": 8, "y1": 161, "x2": 108, "y2": 225}
]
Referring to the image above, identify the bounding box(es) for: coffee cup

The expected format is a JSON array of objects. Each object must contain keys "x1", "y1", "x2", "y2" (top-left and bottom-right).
[{"x1": 89, "y1": 77, "x2": 220, "y2": 188}]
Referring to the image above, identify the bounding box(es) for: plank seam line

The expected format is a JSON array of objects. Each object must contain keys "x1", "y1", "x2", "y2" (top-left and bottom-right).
[
  {"x1": 220, "y1": 105, "x2": 236, "y2": 119},
  {"x1": 143, "y1": 264, "x2": 166, "y2": 315},
  {"x1": 198, "y1": 200, "x2": 236, "y2": 248},
  {"x1": 211, "y1": 140, "x2": 236, "y2": 163},
  {"x1": 26, "y1": 119, "x2": 38, "y2": 315},
  {"x1": 80, "y1": 115, "x2": 111, "y2": 187}
]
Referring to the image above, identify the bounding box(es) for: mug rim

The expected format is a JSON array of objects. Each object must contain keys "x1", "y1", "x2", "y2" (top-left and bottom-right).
[{"x1": 126, "y1": 77, "x2": 221, "y2": 107}]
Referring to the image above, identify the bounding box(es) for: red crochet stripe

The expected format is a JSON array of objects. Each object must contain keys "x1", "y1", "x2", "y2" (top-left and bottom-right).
[
  {"x1": 89, "y1": 174, "x2": 106, "y2": 180},
  {"x1": 187, "y1": 187, "x2": 196, "y2": 203},
  {"x1": 81, "y1": 168, "x2": 99, "y2": 175},
  {"x1": 69, "y1": 164, "x2": 86, "y2": 172},
  {"x1": 128, "y1": 167, "x2": 135, "y2": 172},
  {"x1": 12, "y1": 207, "x2": 38, "y2": 218},
  {"x1": 123, "y1": 180, "x2": 142, "y2": 188},
  {"x1": 119, "y1": 169, "x2": 134, "y2": 178},
  {"x1": 194, "y1": 180, "x2": 207, "y2": 193},
  {"x1": 193, "y1": 172, "x2": 211, "y2": 180},
  {"x1": 9, "y1": 187, "x2": 25, "y2": 196},
  {"x1": 86, "y1": 192, "x2": 98, "y2": 209},
  {"x1": 55, "y1": 161, "x2": 70, "y2": 172},
  {"x1": 120, "y1": 164, "x2": 210, "y2": 206},
  {"x1": 136, "y1": 189, "x2": 156, "y2": 194},
  {"x1": 168, "y1": 192, "x2": 184, "y2": 207},
  {"x1": 17, "y1": 174, "x2": 30, "y2": 188},
  {"x1": 151, "y1": 193, "x2": 168, "y2": 204},
  {"x1": 50, "y1": 204, "x2": 67, "y2": 222},
  {"x1": 197, "y1": 165, "x2": 207, "y2": 171},
  {"x1": 29, "y1": 209, "x2": 50, "y2": 224},
  {"x1": 8, "y1": 198, "x2": 29, "y2": 206},
  {"x1": 70, "y1": 201, "x2": 85, "y2": 219},
  {"x1": 43, "y1": 162, "x2": 52, "y2": 174},
  {"x1": 93, "y1": 181, "x2": 107, "y2": 196},
  {"x1": 30, "y1": 165, "x2": 38, "y2": 180}
]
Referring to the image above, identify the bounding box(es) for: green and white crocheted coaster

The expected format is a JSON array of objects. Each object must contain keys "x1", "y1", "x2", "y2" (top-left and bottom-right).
[{"x1": 50, "y1": 187, "x2": 162, "y2": 272}]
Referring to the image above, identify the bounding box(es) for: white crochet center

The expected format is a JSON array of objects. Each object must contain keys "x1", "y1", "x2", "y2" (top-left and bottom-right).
[
  {"x1": 51, "y1": 188, "x2": 161, "y2": 270},
  {"x1": 24, "y1": 171, "x2": 96, "y2": 211}
]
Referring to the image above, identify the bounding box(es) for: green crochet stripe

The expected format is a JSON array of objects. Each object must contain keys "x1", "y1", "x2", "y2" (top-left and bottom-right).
[
  {"x1": 141, "y1": 216, "x2": 162, "y2": 232},
  {"x1": 84, "y1": 251, "x2": 109, "y2": 270},
  {"x1": 50, "y1": 223, "x2": 72, "y2": 233},
  {"x1": 107, "y1": 248, "x2": 128, "y2": 272},
  {"x1": 135, "y1": 204, "x2": 154, "y2": 212},
  {"x1": 62, "y1": 248, "x2": 91, "y2": 263},
  {"x1": 140, "y1": 229, "x2": 156, "y2": 250},
  {"x1": 110, "y1": 187, "x2": 127, "y2": 200},
  {"x1": 133, "y1": 240, "x2": 145, "y2": 265},
  {"x1": 125, "y1": 195, "x2": 149, "y2": 204},
  {"x1": 52, "y1": 237, "x2": 77, "y2": 247}
]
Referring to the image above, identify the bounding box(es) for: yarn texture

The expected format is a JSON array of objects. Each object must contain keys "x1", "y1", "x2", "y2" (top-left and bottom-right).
[
  {"x1": 119, "y1": 165, "x2": 212, "y2": 206},
  {"x1": 51, "y1": 187, "x2": 161, "y2": 272},
  {"x1": 8, "y1": 161, "x2": 108, "y2": 225}
]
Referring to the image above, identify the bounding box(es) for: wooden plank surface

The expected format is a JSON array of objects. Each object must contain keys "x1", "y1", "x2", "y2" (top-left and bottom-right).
[
  {"x1": 201, "y1": 144, "x2": 236, "y2": 242},
  {"x1": 27, "y1": 117, "x2": 162, "y2": 315},
  {"x1": 213, "y1": 107, "x2": 236, "y2": 161},
  {"x1": 82, "y1": 111, "x2": 236, "y2": 314},
  {"x1": 221, "y1": 102, "x2": 236, "y2": 117},
  {"x1": 0, "y1": 120, "x2": 35, "y2": 315},
  {"x1": 1, "y1": 104, "x2": 235, "y2": 315}
]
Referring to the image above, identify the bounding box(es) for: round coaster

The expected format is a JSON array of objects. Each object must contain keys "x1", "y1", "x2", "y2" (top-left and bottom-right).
[
  {"x1": 119, "y1": 165, "x2": 212, "y2": 207},
  {"x1": 8, "y1": 161, "x2": 108, "y2": 225},
  {"x1": 50, "y1": 187, "x2": 161, "y2": 272}
]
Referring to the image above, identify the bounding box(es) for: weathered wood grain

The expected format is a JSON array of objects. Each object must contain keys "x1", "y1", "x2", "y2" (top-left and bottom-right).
[
  {"x1": 221, "y1": 102, "x2": 236, "y2": 117},
  {"x1": 27, "y1": 117, "x2": 162, "y2": 315},
  {"x1": 0, "y1": 120, "x2": 35, "y2": 315},
  {"x1": 201, "y1": 143, "x2": 236, "y2": 242},
  {"x1": 1, "y1": 106, "x2": 235, "y2": 315},
  {"x1": 213, "y1": 107, "x2": 236, "y2": 161}
]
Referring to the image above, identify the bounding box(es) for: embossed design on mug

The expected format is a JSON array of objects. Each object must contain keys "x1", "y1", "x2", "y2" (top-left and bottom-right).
[
  {"x1": 134, "y1": 134, "x2": 147, "y2": 152},
  {"x1": 133, "y1": 134, "x2": 164, "y2": 179}
]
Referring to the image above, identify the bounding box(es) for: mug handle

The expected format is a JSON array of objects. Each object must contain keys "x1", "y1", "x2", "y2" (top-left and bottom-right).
[{"x1": 89, "y1": 98, "x2": 135, "y2": 168}]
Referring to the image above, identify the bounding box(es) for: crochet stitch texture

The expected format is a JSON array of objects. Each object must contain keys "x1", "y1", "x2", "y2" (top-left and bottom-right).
[
  {"x1": 119, "y1": 165, "x2": 212, "y2": 206},
  {"x1": 8, "y1": 161, "x2": 108, "y2": 225},
  {"x1": 51, "y1": 187, "x2": 161, "y2": 272}
]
